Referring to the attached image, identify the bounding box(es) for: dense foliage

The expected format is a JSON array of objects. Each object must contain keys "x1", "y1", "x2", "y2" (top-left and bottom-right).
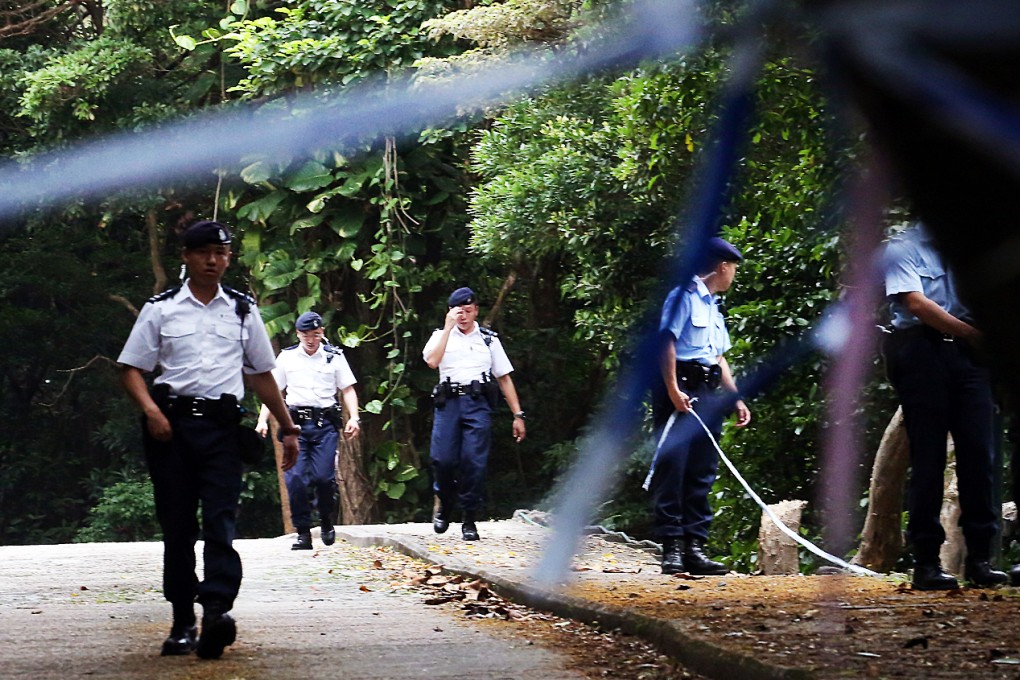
[{"x1": 0, "y1": 0, "x2": 884, "y2": 570}]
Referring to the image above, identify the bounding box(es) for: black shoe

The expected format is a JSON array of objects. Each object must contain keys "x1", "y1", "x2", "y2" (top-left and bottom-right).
[
  {"x1": 195, "y1": 611, "x2": 236, "y2": 660},
  {"x1": 160, "y1": 623, "x2": 197, "y2": 656},
  {"x1": 292, "y1": 531, "x2": 312, "y2": 550},
  {"x1": 1010, "y1": 563, "x2": 1020, "y2": 587},
  {"x1": 683, "y1": 539, "x2": 728, "y2": 575},
  {"x1": 912, "y1": 562, "x2": 959, "y2": 590},
  {"x1": 461, "y1": 521, "x2": 480, "y2": 541},
  {"x1": 965, "y1": 559, "x2": 1007, "y2": 588},
  {"x1": 661, "y1": 537, "x2": 685, "y2": 575},
  {"x1": 433, "y1": 507, "x2": 450, "y2": 534},
  {"x1": 321, "y1": 524, "x2": 336, "y2": 546}
]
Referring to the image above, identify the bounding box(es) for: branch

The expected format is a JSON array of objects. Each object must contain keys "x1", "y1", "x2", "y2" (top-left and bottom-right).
[
  {"x1": 109, "y1": 293, "x2": 139, "y2": 317},
  {"x1": 483, "y1": 270, "x2": 517, "y2": 327},
  {"x1": 37, "y1": 354, "x2": 118, "y2": 407}
]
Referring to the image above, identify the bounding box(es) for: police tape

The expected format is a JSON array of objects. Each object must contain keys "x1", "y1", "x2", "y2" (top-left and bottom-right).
[{"x1": 643, "y1": 401, "x2": 879, "y2": 577}]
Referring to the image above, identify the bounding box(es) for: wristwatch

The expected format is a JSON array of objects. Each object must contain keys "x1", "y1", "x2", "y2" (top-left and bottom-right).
[{"x1": 513, "y1": 411, "x2": 526, "y2": 420}]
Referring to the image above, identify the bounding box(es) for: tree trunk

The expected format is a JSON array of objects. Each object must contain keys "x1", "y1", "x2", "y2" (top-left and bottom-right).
[
  {"x1": 145, "y1": 209, "x2": 168, "y2": 294},
  {"x1": 758, "y1": 500, "x2": 808, "y2": 575},
  {"x1": 269, "y1": 419, "x2": 294, "y2": 535},
  {"x1": 853, "y1": 407, "x2": 910, "y2": 571},
  {"x1": 939, "y1": 459, "x2": 965, "y2": 576},
  {"x1": 337, "y1": 434, "x2": 377, "y2": 524}
]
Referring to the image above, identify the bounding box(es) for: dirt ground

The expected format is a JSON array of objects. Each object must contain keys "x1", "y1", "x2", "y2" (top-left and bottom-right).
[{"x1": 347, "y1": 522, "x2": 1020, "y2": 679}]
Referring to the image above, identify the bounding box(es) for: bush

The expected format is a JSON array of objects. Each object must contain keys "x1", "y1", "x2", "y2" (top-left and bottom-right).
[{"x1": 74, "y1": 480, "x2": 161, "y2": 543}]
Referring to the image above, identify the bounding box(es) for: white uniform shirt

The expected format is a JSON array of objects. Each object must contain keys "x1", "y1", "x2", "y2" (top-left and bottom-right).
[
  {"x1": 117, "y1": 281, "x2": 277, "y2": 399},
  {"x1": 272, "y1": 343, "x2": 357, "y2": 408},
  {"x1": 423, "y1": 322, "x2": 513, "y2": 384}
]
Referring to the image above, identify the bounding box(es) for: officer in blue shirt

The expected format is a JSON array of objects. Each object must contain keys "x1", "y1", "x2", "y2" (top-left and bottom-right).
[
  {"x1": 424, "y1": 287, "x2": 526, "y2": 541},
  {"x1": 256, "y1": 311, "x2": 361, "y2": 551},
  {"x1": 650, "y1": 237, "x2": 750, "y2": 575},
  {"x1": 119, "y1": 220, "x2": 300, "y2": 659},
  {"x1": 883, "y1": 222, "x2": 1006, "y2": 589}
]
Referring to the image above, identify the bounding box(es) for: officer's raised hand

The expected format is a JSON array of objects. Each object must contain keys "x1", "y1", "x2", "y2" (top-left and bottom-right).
[{"x1": 444, "y1": 306, "x2": 463, "y2": 330}]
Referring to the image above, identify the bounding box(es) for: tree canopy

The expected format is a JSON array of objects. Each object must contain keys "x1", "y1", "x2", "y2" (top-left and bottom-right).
[{"x1": 0, "y1": 0, "x2": 885, "y2": 571}]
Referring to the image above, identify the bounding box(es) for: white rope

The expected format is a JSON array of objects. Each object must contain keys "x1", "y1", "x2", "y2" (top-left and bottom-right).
[
  {"x1": 652, "y1": 407, "x2": 877, "y2": 579},
  {"x1": 642, "y1": 411, "x2": 678, "y2": 491}
]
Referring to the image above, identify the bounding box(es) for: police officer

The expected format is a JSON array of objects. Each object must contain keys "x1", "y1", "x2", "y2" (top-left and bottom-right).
[
  {"x1": 883, "y1": 222, "x2": 1006, "y2": 589},
  {"x1": 118, "y1": 220, "x2": 300, "y2": 659},
  {"x1": 255, "y1": 311, "x2": 361, "y2": 550},
  {"x1": 424, "y1": 287, "x2": 526, "y2": 541},
  {"x1": 649, "y1": 237, "x2": 751, "y2": 575}
]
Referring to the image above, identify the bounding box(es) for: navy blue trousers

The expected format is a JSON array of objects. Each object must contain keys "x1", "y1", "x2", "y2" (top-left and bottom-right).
[
  {"x1": 430, "y1": 395, "x2": 492, "y2": 514},
  {"x1": 884, "y1": 329, "x2": 998, "y2": 560},
  {"x1": 143, "y1": 416, "x2": 243, "y2": 611},
  {"x1": 285, "y1": 420, "x2": 339, "y2": 530},
  {"x1": 649, "y1": 384, "x2": 723, "y2": 541}
]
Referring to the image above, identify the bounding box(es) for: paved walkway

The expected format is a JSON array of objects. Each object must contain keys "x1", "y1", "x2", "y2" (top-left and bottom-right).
[{"x1": 0, "y1": 534, "x2": 585, "y2": 680}]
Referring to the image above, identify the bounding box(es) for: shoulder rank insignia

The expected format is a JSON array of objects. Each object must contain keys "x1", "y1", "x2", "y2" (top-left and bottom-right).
[
  {"x1": 323, "y1": 342, "x2": 344, "y2": 363},
  {"x1": 147, "y1": 285, "x2": 182, "y2": 304},
  {"x1": 479, "y1": 326, "x2": 498, "y2": 346},
  {"x1": 283, "y1": 343, "x2": 299, "y2": 351}
]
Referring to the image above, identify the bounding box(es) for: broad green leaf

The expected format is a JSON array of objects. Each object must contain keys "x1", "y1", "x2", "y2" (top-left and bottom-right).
[
  {"x1": 285, "y1": 161, "x2": 333, "y2": 193},
  {"x1": 240, "y1": 160, "x2": 272, "y2": 185}
]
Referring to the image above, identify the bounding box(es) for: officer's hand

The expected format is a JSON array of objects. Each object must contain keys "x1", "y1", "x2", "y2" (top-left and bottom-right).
[
  {"x1": 671, "y1": 390, "x2": 692, "y2": 413},
  {"x1": 255, "y1": 421, "x2": 269, "y2": 438},
  {"x1": 512, "y1": 418, "x2": 526, "y2": 443},
  {"x1": 733, "y1": 399, "x2": 751, "y2": 427},
  {"x1": 281, "y1": 434, "x2": 299, "y2": 471},
  {"x1": 146, "y1": 410, "x2": 173, "y2": 442},
  {"x1": 343, "y1": 418, "x2": 361, "y2": 441},
  {"x1": 444, "y1": 307, "x2": 461, "y2": 329}
]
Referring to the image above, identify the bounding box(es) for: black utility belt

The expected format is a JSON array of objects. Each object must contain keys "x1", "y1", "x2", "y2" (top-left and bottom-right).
[
  {"x1": 161, "y1": 393, "x2": 239, "y2": 421},
  {"x1": 289, "y1": 405, "x2": 341, "y2": 424},
  {"x1": 894, "y1": 324, "x2": 959, "y2": 343},
  {"x1": 677, "y1": 361, "x2": 722, "y2": 390},
  {"x1": 432, "y1": 376, "x2": 500, "y2": 407}
]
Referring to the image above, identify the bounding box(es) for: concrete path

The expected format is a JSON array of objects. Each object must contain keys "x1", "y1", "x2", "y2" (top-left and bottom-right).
[{"x1": 0, "y1": 535, "x2": 583, "y2": 679}]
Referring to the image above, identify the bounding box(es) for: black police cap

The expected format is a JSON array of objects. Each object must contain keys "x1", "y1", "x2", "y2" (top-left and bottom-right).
[
  {"x1": 707, "y1": 237, "x2": 743, "y2": 262},
  {"x1": 448, "y1": 287, "x2": 476, "y2": 307},
  {"x1": 295, "y1": 311, "x2": 323, "y2": 331},
  {"x1": 183, "y1": 220, "x2": 232, "y2": 249}
]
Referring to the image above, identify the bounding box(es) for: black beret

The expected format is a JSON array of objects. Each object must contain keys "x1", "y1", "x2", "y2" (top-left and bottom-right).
[
  {"x1": 707, "y1": 237, "x2": 743, "y2": 262},
  {"x1": 183, "y1": 220, "x2": 232, "y2": 249},
  {"x1": 295, "y1": 311, "x2": 323, "y2": 331},
  {"x1": 448, "y1": 287, "x2": 476, "y2": 307}
]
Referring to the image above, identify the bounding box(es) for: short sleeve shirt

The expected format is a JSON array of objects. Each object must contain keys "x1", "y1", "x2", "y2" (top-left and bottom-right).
[
  {"x1": 884, "y1": 224, "x2": 969, "y2": 330},
  {"x1": 660, "y1": 278, "x2": 731, "y2": 365},
  {"x1": 272, "y1": 343, "x2": 357, "y2": 408},
  {"x1": 423, "y1": 322, "x2": 513, "y2": 384},
  {"x1": 117, "y1": 281, "x2": 277, "y2": 399}
]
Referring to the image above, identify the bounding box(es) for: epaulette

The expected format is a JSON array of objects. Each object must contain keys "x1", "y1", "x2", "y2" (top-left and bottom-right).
[
  {"x1": 222, "y1": 285, "x2": 256, "y2": 306},
  {"x1": 283, "y1": 343, "x2": 299, "y2": 351},
  {"x1": 147, "y1": 285, "x2": 182, "y2": 304},
  {"x1": 222, "y1": 285, "x2": 254, "y2": 320},
  {"x1": 323, "y1": 343, "x2": 345, "y2": 356},
  {"x1": 479, "y1": 325, "x2": 497, "y2": 347}
]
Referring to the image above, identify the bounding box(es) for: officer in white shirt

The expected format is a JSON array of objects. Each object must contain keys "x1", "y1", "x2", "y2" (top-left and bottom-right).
[
  {"x1": 119, "y1": 220, "x2": 299, "y2": 660},
  {"x1": 424, "y1": 287, "x2": 526, "y2": 541},
  {"x1": 256, "y1": 311, "x2": 361, "y2": 550}
]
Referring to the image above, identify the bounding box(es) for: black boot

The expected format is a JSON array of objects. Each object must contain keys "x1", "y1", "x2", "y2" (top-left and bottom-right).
[
  {"x1": 1010, "y1": 563, "x2": 1020, "y2": 586},
  {"x1": 964, "y1": 557, "x2": 1007, "y2": 588},
  {"x1": 292, "y1": 529, "x2": 312, "y2": 550},
  {"x1": 195, "y1": 603, "x2": 236, "y2": 660},
  {"x1": 660, "y1": 537, "x2": 685, "y2": 575},
  {"x1": 683, "y1": 539, "x2": 728, "y2": 575},
  {"x1": 433, "y1": 504, "x2": 450, "y2": 534},
  {"x1": 161, "y1": 602, "x2": 197, "y2": 656},
  {"x1": 461, "y1": 512, "x2": 480, "y2": 541},
  {"x1": 912, "y1": 561, "x2": 959, "y2": 590},
  {"x1": 321, "y1": 522, "x2": 336, "y2": 547}
]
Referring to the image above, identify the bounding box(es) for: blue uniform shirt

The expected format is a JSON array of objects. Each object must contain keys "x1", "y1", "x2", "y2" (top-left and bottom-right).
[
  {"x1": 660, "y1": 277, "x2": 731, "y2": 364},
  {"x1": 884, "y1": 224, "x2": 970, "y2": 330}
]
